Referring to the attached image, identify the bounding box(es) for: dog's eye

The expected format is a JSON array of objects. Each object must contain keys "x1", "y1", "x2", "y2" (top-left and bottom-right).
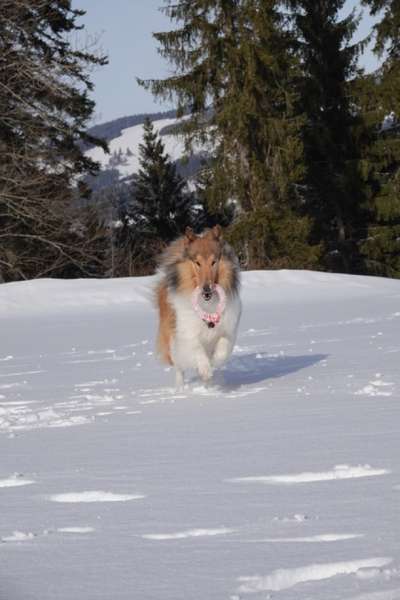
[
  {"x1": 195, "y1": 261, "x2": 201, "y2": 267},
  {"x1": 211, "y1": 260, "x2": 217, "y2": 266}
]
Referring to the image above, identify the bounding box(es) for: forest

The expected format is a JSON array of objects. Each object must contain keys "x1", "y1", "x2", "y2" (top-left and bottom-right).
[{"x1": 0, "y1": 0, "x2": 399, "y2": 281}]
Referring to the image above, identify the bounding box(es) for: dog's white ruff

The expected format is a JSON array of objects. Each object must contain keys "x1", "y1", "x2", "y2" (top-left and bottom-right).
[{"x1": 169, "y1": 289, "x2": 241, "y2": 386}]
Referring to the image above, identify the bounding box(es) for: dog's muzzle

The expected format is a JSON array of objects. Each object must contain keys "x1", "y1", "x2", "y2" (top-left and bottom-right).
[{"x1": 202, "y1": 284, "x2": 213, "y2": 301}]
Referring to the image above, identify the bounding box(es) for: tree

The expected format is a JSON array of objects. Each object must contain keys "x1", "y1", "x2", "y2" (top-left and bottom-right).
[
  {"x1": 139, "y1": 0, "x2": 320, "y2": 269},
  {"x1": 365, "y1": 0, "x2": 400, "y2": 59},
  {"x1": 132, "y1": 118, "x2": 193, "y2": 242},
  {"x1": 285, "y1": 0, "x2": 373, "y2": 273},
  {"x1": 0, "y1": 0, "x2": 108, "y2": 281},
  {"x1": 356, "y1": 0, "x2": 400, "y2": 276},
  {"x1": 115, "y1": 118, "x2": 196, "y2": 274}
]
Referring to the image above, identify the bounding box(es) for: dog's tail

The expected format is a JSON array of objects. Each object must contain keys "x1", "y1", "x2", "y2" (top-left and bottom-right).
[{"x1": 156, "y1": 282, "x2": 175, "y2": 365}]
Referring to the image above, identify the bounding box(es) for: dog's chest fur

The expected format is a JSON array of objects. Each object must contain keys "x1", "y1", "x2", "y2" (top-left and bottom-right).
[{"x1": 169, "y1": 290, "x2": 241, "y2": 369}]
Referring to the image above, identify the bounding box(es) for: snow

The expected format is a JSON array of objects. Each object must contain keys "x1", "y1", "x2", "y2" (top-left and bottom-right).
[
  {"x1": 227, "y1": 464, "x2": 390, "y2": 484},
  {"x1": 1, "y1": 531, "x2": 35, "y2": 543},
  {"x1": 0, "y1": 474, "x2": 35, "y2": 488},
  {"x1": 237, "y1": 558, "x2": 393, "y2": 594},
  {"x1": 86, "y1": 117, "x2": 189, "y2": 178},
  {"x1": 142, "y1": 528, "x2": 234, "y2": 541},
  {"x1": 0, "y1": 269, "x2": 400, "y2": 599},
  {"x1": 57, "y1": 527, "x2": 94, "y2": 534},
  {"x1": 49, "y1": 491, "x2": 145, "y2": 503},
  {"x1": 254, "y1": 533, "x2": 363, "y2": 543}
]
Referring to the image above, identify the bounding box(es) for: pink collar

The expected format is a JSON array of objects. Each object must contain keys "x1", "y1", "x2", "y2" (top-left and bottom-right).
[{"x1": 191, "y1": 284, "x2": 226, "y2": 327}]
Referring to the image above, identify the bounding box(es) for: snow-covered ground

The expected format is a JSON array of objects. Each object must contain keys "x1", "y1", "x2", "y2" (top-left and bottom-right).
[{"x1": 1, "y1": 270, "x2": 400, "y2": 600}]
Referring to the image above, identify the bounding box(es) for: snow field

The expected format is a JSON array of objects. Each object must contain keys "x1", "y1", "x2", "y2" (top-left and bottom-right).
[{"x1": 0, "y1": 270, "x2": 399, "y2": 599}]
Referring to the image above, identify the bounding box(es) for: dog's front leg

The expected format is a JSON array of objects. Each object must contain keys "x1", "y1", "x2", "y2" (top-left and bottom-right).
[
  {"x1": 212, "y1": 337, "x2": 232, "y2": 368},
  {"x1": 196, "y1": 350, "x2": 213, "y2": 382},
  {"x1": 175, "y1": 368, "x2": 184, "y2": 390}
]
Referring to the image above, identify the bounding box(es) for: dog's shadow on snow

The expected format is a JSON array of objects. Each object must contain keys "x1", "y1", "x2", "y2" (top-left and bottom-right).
[{"x1": 220, "y1": 352, "x2": 329, "y2": 389}]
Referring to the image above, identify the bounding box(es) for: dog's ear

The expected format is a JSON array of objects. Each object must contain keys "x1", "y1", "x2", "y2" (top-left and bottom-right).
[
  {"x1": 211, "y1": 224, "x2": 223, "y2": 241},
  {"x1": 184, "y1": 226, "x2": 196, "y2": 244}
]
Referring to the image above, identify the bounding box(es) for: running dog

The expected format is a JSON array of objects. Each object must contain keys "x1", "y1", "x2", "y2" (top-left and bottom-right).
[{"x1": 156, "y1": 225, "x2": 241, "y2": 387}]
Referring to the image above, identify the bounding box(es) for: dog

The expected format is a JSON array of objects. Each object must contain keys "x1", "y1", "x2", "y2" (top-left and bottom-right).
[{"x1": 156, "y1": 225, "x2": 241, "y2": 387}]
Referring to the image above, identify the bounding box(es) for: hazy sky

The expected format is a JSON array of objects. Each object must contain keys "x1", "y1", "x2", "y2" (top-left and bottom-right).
[{"x1": 73, "y1": 1, "x2": 380, "y2": 124}]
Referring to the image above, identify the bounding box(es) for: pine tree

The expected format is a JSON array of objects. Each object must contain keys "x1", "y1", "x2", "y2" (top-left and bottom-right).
[
  {"x1": 132, "y1": 118, "x2": 193, "y2": 241},
  {"x1": 139, "y1": 0, "x2": 320, "y2": 269},
  {"x1": 286, "y1": 0, "x2": 371, "y2": 273},
  {"x1": 356, "y1": 0, "x2": 400, "y2": 276},
  {"x1": 116, "y1": 118, "x2": 195, "y2": 273},
  {"x1": 0, "y1": 0, "x2": 107, "y2": 281},
  {"x1": 193, "y1": 162, "x2": 236, "y2": 230},
  {"x1": 365, "y1": 0, "x2": 400, "y2": 59}
]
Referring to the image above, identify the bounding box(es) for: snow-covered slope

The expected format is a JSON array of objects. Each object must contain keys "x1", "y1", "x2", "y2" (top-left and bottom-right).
[
  {"x1": 1, "y1": 270, "x2": 400, "y2": 600},
  {"x1": 86, "y1": 117, "x2": 188, "y2": 179}
]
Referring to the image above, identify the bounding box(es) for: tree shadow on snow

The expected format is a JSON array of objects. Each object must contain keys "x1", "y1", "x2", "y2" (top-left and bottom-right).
[{"x1": 220, "y1": 352, "x2": 329, "y2": 389}]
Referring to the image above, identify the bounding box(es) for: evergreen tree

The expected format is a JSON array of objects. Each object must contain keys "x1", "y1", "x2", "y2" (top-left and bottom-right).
[
  {"x1": 286, "y1": 0, "x2": 371, "y2": 273},
  {"x1": 193, "y1": 162, "x2": 236, "y2": 230},
  {"x1": 365, "y1": 0, "x2": 400, "y2": 58},
  {"x1": 356, "y1": 0, "x2": 400, "y2": 276},
  {"x1": 132, "y1": 118, "x2": 193, "y2": 241},
  {"x1": 0, "y1": 0, "x2": 107, "y2": 281},
  {"x1": 115, "y1": 118, "x2": 196, "y2": 273},
  {"x1": 139, "y1": 0, "x2": 320, "y2": 269}
]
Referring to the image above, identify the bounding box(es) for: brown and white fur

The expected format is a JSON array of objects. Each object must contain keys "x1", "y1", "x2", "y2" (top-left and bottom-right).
[{"x1": 156, "y1": 225, "x2": 241, "y2": 388}]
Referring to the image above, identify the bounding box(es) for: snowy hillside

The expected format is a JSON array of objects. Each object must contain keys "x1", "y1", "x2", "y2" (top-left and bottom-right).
[
  {"x1": 86, "y1": 116, "x2": 193, "y2": 180},
  {"x1": 1, "y1": 270, "x2": 400, "y2": 600}
]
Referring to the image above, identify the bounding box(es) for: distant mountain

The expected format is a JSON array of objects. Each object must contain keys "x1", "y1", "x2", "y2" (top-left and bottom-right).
[
  {"x1": 85, "y1": 110, "x2": 208, "y2": 191},
  {"x1": 87, "y1": 109, "x2": 177, "y2": 148}
]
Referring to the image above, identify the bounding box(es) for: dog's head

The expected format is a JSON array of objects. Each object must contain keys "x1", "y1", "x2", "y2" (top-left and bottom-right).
[{"x1": 184, "y1": 225, "x2": 223, "y2": 301}]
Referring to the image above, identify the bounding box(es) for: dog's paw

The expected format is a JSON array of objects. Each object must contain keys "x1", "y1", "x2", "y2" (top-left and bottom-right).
[
  {"x1": 212, "y1": 338, "x2": 231, "y2": 367},
  {"x1": 175, "y1": 369, "x2": 184, "y2": 390},
  {"x1": 212, "y1": 351, "x2": 229, "y2": 368},
  {"x1": 197, "y1": 358, "x2": 213, "y2": 382}
]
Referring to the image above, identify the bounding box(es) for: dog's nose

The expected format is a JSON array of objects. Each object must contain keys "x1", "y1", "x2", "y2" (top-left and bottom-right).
[{"x1": 202, "y1": 284, "x2": 212, "y2": 301}]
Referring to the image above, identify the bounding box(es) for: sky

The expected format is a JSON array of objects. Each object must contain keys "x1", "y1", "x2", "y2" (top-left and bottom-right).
[{"x1": 73, "y1": 1, "x2": 381, "y2": 125}]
